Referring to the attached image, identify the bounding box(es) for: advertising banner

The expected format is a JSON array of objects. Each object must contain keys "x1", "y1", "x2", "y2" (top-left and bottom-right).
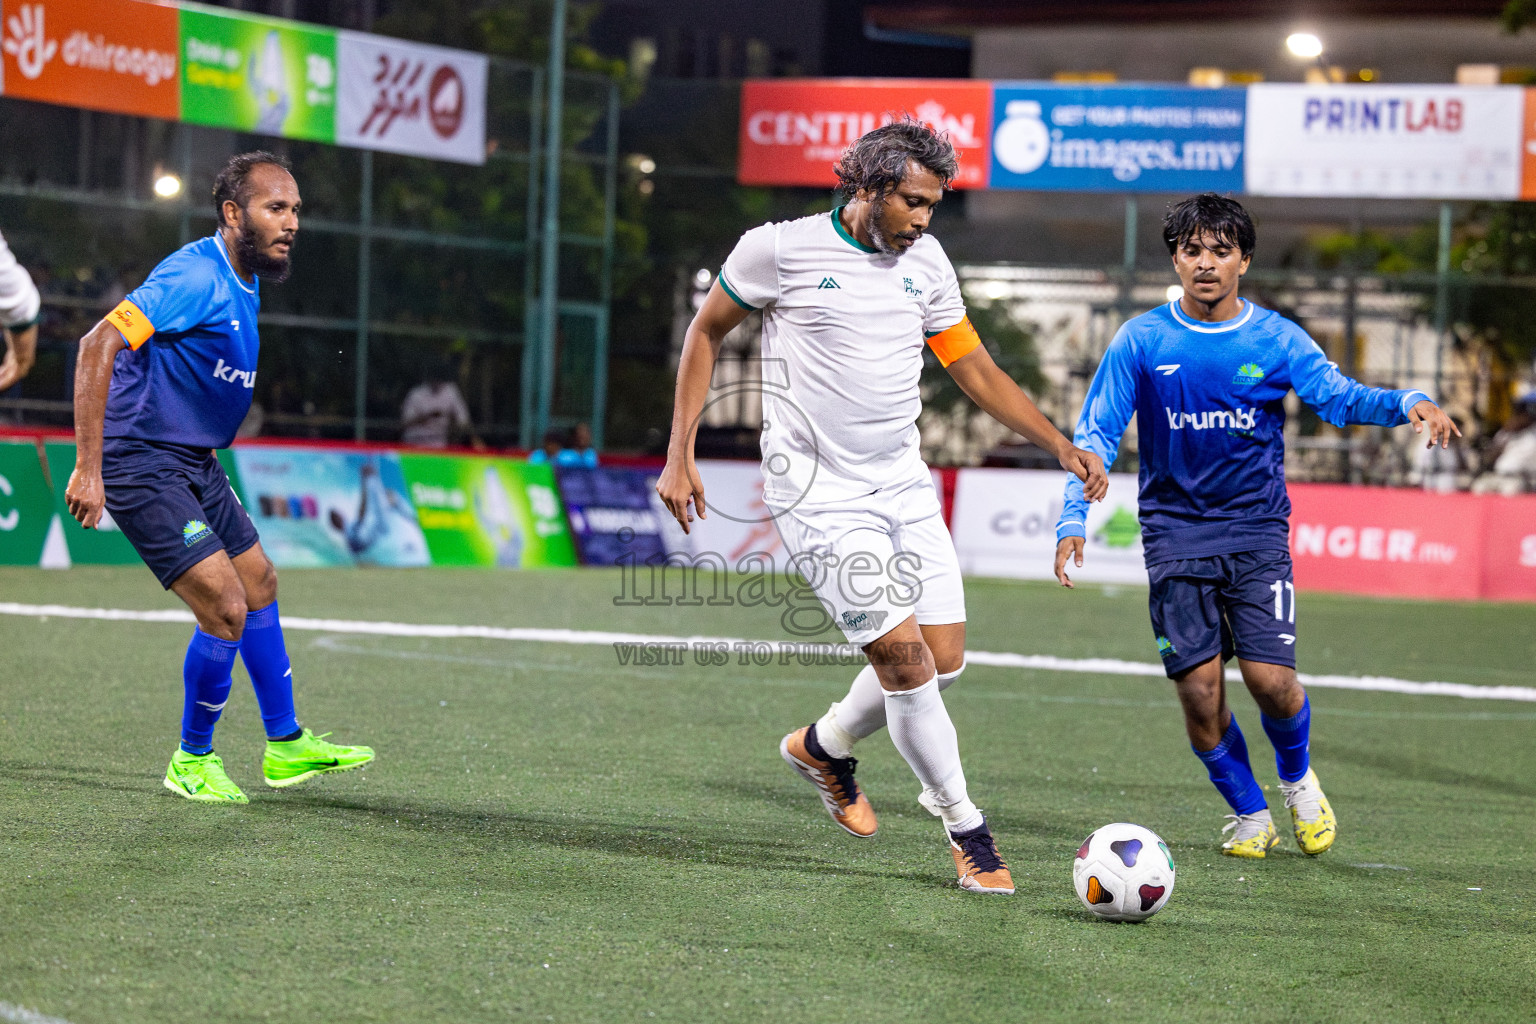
[
  {"x1": 1245, "y1": 84, "x2": 1525, "y2": 200},
  {"x1": 738, "y1": 79, "x2": 992, "y2": 188},
  {"x1": 336, "y1": 30, "x2": 486, "y2": 165},
  {"x1": 988, "y1": 84, "x2": 1245, "y2": 193},
  {"x1": 1286, "y1": 483, "x2": 1483, "y2": 601},
  {"x1": 1474, "y1": 493, "x2": 1536, "y2": 602},
  {"x1": 0, "y1": 0, "x2": 179, "y2": 119},
  {"x1": 42, "y1": 441, "x2": 139, "y2": 564},
  {"x1": 556, "y1": 465, "x2": 670, "y2": 567},
  {"x1": 178, "y1": 5, "x2": 336, "y2": 142},
  {"x1": 397, "y1": 453, "x2": 576, "y2": 568},
  {"x1": 950, "y1": 468, "x2": 1146, "y2": 584},
  {"x1": 1522, "y1": 87, "x2": 1536, "y2": 200},
  {"x1": 231, "y1": 445, "x2": 429, "y2": 568},
  {"x1": 0, "y1": 441, "x2": 55, "y2": 565}
]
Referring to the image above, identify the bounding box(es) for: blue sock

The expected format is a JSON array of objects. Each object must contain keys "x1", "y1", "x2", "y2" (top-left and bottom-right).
[
  {"x1": 1261, "y1": 695, "x2": 1312, "y2": 784},
  {"x1": 181, "y1": 629, "x2": 240, "y2": 755},
  {"x1": 1193, "y1": 717, "x2": 1268, "y2": 815},
  {"x1": 240, "y1": 602, "x2": 299, "y2": 740}
]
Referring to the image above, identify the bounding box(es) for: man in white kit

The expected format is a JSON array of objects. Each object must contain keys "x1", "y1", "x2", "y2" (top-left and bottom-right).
[
  {"x1": 0, "y1": 227, "x2": 42, "y2": 392},
  {"x1": 657, "y1": 120, "x2": 1106, "y2": 894}
]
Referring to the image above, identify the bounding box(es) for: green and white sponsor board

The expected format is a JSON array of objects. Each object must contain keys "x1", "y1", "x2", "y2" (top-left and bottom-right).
[
  {"x1": 397, "y1": 455, "x2": 576, "y2": 568},
  {"x1": 0, "y1": 442, "x2": 58, "y2": 566},
  {"x1": 43, "y1": 443, "x2": 142, "y2": 565},
  {"x1": 180, "y1": 5, "x2": 336, "y2": 142}
]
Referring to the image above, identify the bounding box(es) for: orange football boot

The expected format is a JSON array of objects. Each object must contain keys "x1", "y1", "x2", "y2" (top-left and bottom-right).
[
  {"x1": 948, "y1": 819, "x2": 1015, "y2": 895},
  {"x1": 779, "y1": 724, "x2": 878, "y2": 838}
]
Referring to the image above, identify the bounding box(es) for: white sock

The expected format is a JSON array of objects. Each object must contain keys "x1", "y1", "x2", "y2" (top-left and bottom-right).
[
  {"x1": 883, "y1": 676, "x2": 983, "y2": 833},
  {"x1": 815, "y1": 664, "x2": 884, "y2": 758},
  {"x1": 816, "y1": 660, "x2": 967, "y2": 759}
]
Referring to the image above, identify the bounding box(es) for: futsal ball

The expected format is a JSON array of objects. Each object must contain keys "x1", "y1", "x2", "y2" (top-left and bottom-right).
[{"x1": 1072, "y1": 822, "x2": 1175, "y2": 922}]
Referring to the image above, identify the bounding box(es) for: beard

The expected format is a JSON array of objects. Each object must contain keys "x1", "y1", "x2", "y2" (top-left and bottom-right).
[
  {"x1": 234, "y1": 219, "x2": 293, "y2": 282},
  {"x1": 868, "y1": 204, "x2": 919, "y2": 258}
]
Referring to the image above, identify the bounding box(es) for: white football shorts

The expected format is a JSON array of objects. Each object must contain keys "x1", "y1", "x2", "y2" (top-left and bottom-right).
[{"x1": 767, "y1": 471, "x2": 965, "y2": 646}]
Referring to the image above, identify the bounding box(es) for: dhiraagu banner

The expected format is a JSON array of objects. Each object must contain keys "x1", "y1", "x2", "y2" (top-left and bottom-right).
[
  {"x1": 398, "y1": 454, "x2": 577, "y2": 568},
  {"x1": 0, "y1": 441, "x2": 57, "y2": 566},
  {"x1": 179, "y1": 5, "x2": 336, "y2": 142}
]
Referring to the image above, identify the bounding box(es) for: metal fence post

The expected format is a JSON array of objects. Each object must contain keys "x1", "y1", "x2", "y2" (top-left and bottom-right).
[
  {"x1": 592, "y1": 78, "x2": 619, "y2": 452},
  {"x1": 534, "y1": 0, "x2": 568, "y2": 445},
  {"x1": 520, "y1": 67, "x2": 544, "y2": 450},
  {"x1": 353, "y1": 149, "x2": 373, "y2": 441},
  {"x1": 1433, "y1": 201, "x2": 1452, "y2": 402},
  {"x1": 1119, "y1": 195, "x2": 1137, "y2": 330}
]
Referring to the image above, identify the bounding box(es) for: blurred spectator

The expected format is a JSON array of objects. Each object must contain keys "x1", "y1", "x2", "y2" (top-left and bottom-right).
[
  {"x1": 236, "y1": 401, "x2": 266, "y2": 439},
  {"x1": 0, "y1": 226, "x2": 42, "y2": 392},
  {"x1": 527, "y1": 424, "x2": 599, "y2": 467},
  {"x1": 401, "y1": 373, "x2": 479, "y2": 448},
  {"x1": 1412, "y1": 415, "x2": 1469, "y2": 492},
  {"x1": 1472, "y1": 390, "x2": 1536, "y2": 495}
]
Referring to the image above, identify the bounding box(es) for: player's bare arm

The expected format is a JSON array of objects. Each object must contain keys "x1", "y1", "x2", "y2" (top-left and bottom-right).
[
  {"x1": 64, "y1": 318, "x2": 128, "y2": 529},
  {"x1": 1408, "y1": 398, "x2": 1461, "y2": 448},
  {"x1": 656, "y1": 281, "x2": 751, "y2": 532},
  {"x1": 0, "y1": 322, "x2": 37, "y2": 391},
  {"x1": 945, "y1": 344, "x2": 1108, "y2": 501}
]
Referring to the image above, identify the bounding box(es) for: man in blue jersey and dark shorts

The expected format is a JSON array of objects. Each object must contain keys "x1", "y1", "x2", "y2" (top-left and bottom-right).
[
  {"x1": 64, "y1": 151, "x2": 374, "y2": 805},
  {"x1": 1053, "y1": 194, "x2": 1458, "y2": 859}
]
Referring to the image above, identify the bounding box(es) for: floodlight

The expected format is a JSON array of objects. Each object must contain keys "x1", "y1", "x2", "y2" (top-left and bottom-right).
[
  {"x1": 1166, "y1": 285, "x2": 1184, "y2": 302},
  {"x1": 1286, "y1": 33, "x2": 1323, "y2": 59},
  {"x1": 153, "y1": 173, "x2": 183, "y2": 199}
]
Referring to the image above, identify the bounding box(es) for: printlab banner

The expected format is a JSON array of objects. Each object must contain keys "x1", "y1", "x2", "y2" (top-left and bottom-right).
[
  {"x1": 0, "y1": 0, "x2": 179, "y2": 119},
  {"x1": 231, "y1": 445, "x2": 430, "y2": 568},
  {"x1": 179, "y1": 5, "x2": 335, "y2": 142},
  {"x1": 336, "y1": 30, "x2": 486, "y2": 165},
  {"x1": 737, "y1": 79, "x2": 992, "y2": 189},
  {"x1": 949, "y1": 468, "x2": 1147, "y2": 584},
  {"x1": 1244, "y1": 83, "x2": 1527, "y2": 200},
  {"x1": 988, "y1": 84, "x2": 1246, "y2": 193},
  {"x1": 397, "y1": 454, "x2": 576, "y2": 568}
]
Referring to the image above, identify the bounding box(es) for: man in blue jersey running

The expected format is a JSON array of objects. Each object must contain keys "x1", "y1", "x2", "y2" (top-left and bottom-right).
[
  {"x1": 64, "y1": 151, "x2": 374, "y2": 805},
  {"x1": 1054, "y1": 194, "x2": 1458, "y2": 859}
]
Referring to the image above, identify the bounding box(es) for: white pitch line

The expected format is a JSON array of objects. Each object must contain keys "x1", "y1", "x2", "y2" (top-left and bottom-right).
[
  {"x1": 2, "y1": 601, "x2": 1533, "y2": 703},
  {"x1": 0, "y1": 1003, "x2": 76, "y2": 1024}
]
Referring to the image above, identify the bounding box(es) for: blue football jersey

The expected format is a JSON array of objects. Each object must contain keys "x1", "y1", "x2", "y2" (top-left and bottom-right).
[
  {"x1": 103, "y1": 235, "x2": 261, "y2": 450},
  {"x1": 1056, "y1": 299, "x2": 1428, "y2": 565}
]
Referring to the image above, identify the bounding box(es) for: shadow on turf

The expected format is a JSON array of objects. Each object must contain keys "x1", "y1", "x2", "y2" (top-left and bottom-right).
[
  {"x1": 0, "y1": 758, "x2": 150, "y2": 795},
  {"x1": 254, "y1": 792, "x2": 939, "y2": 886},
  {"x1": 1325, "y1": 746, "x2": 1536, "y2": 798}
]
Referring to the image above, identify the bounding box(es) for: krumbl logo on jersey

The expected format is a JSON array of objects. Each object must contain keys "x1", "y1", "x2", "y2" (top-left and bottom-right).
[{"x1": 1, "y1": 0, "x2": 179, "y2": 120}]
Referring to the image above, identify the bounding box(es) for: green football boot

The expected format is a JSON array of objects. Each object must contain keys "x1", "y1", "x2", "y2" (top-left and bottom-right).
[
  {"x1": 263, "y1": 728, "x2": 375, "y2": 788},
  {"x1": 164, "y1": 749, "x2": 249, "y2": 805}
]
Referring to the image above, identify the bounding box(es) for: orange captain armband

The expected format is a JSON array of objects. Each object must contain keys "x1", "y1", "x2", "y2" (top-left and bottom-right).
[
  {"x1": 107, "y1": 299, "x2": 154, "y2": 350},
  {"x1": 924, "y1": 316, "x2": 982, "y2": 367}
]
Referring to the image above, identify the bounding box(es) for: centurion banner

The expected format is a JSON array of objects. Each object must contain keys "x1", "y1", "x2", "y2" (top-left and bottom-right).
[
  {"x1": 0, "y1": 0, "x2": 486, "y2": 164},
  {"x1": 737, "y1": 79, "x2": 993, "y2": 189}
]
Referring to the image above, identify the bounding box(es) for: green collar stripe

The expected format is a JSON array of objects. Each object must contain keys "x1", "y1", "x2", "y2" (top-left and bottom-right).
[
  {"x1": 831, "y1": 207, "x2": 878, "y2": 254},
  {"x1": 718, "y1": 273, "x2": 758, "y2": 311}
]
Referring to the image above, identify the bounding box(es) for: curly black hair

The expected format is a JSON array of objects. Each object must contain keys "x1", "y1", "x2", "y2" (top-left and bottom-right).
[
  {"x1": 1163, "y1": 193, "x2": 1256, "y2": 257},
  {"x1": 212, "y1": 150, "x2": 293, "y2": 227},
  {"x1": 833, "y1": 117, "x2": 958, "y2": 200}
]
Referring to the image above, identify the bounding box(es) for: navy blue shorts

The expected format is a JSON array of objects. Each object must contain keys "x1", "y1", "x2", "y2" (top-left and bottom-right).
[
  {"x1": 102, "y1": 438, "x2": 260, "y2": 588},
  {"x1": 1146, "y1": 549, "x2": 1297, "y2": 678}
]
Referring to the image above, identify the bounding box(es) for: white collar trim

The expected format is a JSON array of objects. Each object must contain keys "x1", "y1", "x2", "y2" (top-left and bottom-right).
[
  {"x1": 1168, "y1": 298, "x2": 1252, "y2": 333},
  {"x1": 215, "y1": 235, "x2": 256, "y2": 295}
]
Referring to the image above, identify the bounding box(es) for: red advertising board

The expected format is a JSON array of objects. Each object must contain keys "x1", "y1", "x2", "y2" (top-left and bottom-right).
[
  {"x1": 1523, "y1": 88, "x2": 1536, "y2": 200},
  {"x1": 1286, "y1": 483, "x2": 1536, "y2": 602},
  {"x1": 0, "y1": 0, "x2": 179, "y2": 120},
  {"x1": 1478, "y1": 493, "x2": 1536, "y2": 601},
  {"x1": 738, "y1": 79, "x2": 992, "y2": 189}
]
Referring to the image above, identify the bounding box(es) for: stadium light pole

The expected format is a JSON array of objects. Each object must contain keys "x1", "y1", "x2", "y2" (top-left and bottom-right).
[{"x1": 534, "y1": 0, "x2": 568, "y2": 447}]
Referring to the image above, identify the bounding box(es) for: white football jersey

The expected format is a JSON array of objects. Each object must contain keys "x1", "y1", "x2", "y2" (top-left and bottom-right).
[
  {"x1": 719, "y1": 208, "x2": 966, "y2": 504},
  {"x1": 0, "y1": 228, "x2": 40, "y2": 329}
]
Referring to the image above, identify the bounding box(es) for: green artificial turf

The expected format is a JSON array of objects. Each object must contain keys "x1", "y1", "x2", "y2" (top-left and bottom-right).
[{"x1": 1, "y1": 566, "x2": 1532, "y2": 1023}]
